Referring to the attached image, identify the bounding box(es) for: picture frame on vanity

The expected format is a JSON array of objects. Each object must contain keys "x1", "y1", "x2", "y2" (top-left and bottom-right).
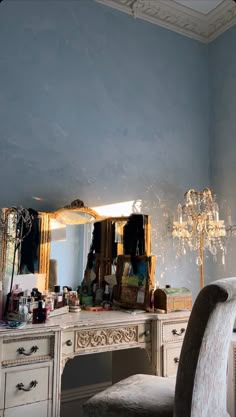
[{"x1": 114, "y1": 255, "x2": 155, "y2": 310}]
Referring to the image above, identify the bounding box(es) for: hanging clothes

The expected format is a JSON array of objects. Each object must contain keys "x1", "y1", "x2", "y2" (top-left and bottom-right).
[{"x1": 19, "y1": 208, "x2": 40, "y2": 274}]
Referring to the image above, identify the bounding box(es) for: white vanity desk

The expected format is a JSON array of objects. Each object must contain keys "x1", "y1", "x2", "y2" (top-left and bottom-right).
[{"x1": 0, "y1": 310, "x2": 190, "y2": 417}]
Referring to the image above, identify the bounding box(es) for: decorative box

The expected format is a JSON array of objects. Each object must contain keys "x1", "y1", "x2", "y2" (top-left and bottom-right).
[{"x1": 154, "y1": 287, "x2": 192, "y2": 313}]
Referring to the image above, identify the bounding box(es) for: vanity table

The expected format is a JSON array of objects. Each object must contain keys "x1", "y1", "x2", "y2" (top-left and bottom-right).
[
  {"x1": 0, "y1": 309, "x2": 190, "y2": 417},
  {"x1": 0, "y1": 202, "x2": 190, "y2": 416}
]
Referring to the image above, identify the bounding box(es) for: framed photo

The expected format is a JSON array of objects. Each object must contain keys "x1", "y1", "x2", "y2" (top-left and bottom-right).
[{"x1": 114, "y1": 255, "x2": 155, "y2": 310}]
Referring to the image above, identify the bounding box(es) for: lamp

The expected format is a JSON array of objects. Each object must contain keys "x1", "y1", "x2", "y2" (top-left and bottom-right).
[{"x1": 172, "y1": 188, "x2": 226, "y2": 288}]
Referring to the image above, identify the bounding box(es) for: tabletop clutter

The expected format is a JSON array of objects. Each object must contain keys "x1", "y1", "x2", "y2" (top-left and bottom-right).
[
  {"x1": 6, "y1": 284, "x2": 81, "y2": 324},
  {"x1": 5, "y1": 278, "x2": 192, "y2": 325}
]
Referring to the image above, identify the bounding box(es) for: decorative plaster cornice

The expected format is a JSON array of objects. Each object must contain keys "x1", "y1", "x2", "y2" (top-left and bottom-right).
[
  {"x1": 95, "y1": 0, "x2": 236, "y2": 43},
  {"x1": 208, "y1": 0, "x2": 236, "y2": 41}
]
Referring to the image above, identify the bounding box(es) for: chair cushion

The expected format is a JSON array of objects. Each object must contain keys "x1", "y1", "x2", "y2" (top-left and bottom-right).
[{"x1": 83, "y1": 374, "x2": 175, "y2": 417}]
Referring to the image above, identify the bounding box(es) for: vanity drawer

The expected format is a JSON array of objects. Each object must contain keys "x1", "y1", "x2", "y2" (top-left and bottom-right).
[
  {"x1": 138, "y1": 324, "x2": 151, "y2": 343},
  {"x1": 62, "y1": 331, "x2": 75, "y2": 355},
  {"x1": 162, "y1": 320, "x2": 188, "y2": 343},
  {"x1": 2, "y1": 336, "x2": 54, "y2": 365},
  {"x1": 163, "y1": 344, "x2": 182, "y2": 377},
  {"x1": 4, "y1": 364, "x2": 51, "y2": 408},
  {"x1": 4, "y1": 400, "x2": 51, "y2": 417},
  {"x1": 76, "y1": 325, "x2": 140, "y2": 352}
]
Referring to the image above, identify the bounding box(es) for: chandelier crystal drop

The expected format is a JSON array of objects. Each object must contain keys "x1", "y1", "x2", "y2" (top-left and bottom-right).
[{"x1": 172, "y1": 188, "x2": 226, "y2": 288}]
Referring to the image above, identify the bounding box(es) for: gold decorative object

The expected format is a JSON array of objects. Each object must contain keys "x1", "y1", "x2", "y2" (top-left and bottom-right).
[
  {"x1": 172, "y1": 188, "x2": 226, "y2": 288},
  {"x1": 51, "y1": 199, "x2": 102, "y2": 225}
]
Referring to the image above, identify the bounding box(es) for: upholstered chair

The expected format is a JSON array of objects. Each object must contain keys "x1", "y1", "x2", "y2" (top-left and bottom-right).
[{"x1": 83, "y1": 277, "x2": 236, "y2": 417}]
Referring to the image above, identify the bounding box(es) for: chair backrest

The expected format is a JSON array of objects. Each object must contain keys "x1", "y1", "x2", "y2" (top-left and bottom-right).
[{"x1": 174, "y1": 277, "x2": 236, "y2": 417}]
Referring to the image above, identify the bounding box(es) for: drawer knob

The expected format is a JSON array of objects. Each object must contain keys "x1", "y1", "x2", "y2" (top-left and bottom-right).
[
  {"x1": 16, "y1": 380, "x2": 38, "y2": 392},
  {"x1": 17, "y1": 346, "x2": 39, "y2": 356},
  {"x1": 144, "y1": 330, "x2": 150, "y2": 337},
  {"x1": 66, "y1": 339, "x2": 73, "y2": 346},
  {"x1": 172, "y1": 328, "x2": 185, "y2": 336},
  {"x1": 174, "y1": 357, "x2": 179, "y2": 364}
]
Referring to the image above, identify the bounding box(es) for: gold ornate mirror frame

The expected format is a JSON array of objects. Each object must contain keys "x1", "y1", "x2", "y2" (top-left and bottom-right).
[
  {"x1": 51, "y1": 205, "x2": 102, "y2": 225},
  {"x1": 0, "y1": 211, "x2": 50, "y2": 283},
  {"x1": 0, "y1": 209, "x2": 50, "y2": 318},
  {"x1": 0, "y1": 201, "x2": 153, "y2": 317},
  {"x1": 0, "y1": 200, "x2": 102, "y2": 289}
]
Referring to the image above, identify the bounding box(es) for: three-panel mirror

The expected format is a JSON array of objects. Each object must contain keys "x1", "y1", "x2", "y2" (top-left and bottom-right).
[{"x1": 0, "y1": 200, "x2": 154, "y2": 316}]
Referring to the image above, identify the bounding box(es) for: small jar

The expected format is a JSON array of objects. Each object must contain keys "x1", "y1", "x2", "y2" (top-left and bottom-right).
[
  {"x1": 45, "y1": 294, "x2": 54, "y2": 311},
  {"x1": 69, "y1": 291, "x2": 79, "y2": 307}
]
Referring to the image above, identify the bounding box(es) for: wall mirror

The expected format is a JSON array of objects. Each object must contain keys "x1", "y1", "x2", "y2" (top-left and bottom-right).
[
  {"x1": 0, "y1": 200, "x2": 100, "y2": 316},
  {"x1": 49, "y1": 200, "x2": 103, "y2": 290},
  {"x1": 49, "y1": 208, "x2": 151, "y2": 295},
  {"x1": 0, "y1": 199, "x2": 153, "y2": 315},
  {"x1": 0, "y1": 207, "x2": 50, "y2": 316}
]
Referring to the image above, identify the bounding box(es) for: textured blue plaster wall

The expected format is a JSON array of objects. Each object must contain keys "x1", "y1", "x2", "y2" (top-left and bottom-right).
[
  {"x1": 0, "y1": 0, "x2": 209, "y2": 292},
  {"x1": 209, "y1": 26, "x2": 236, "y2": 280},
  {"x1": 0, "y1": 0, "x2": 209, "y2": 390}
]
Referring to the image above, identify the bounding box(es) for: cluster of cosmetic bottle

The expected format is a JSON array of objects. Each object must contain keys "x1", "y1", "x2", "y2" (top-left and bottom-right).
[{"x1": 8, "y1": 284, "x2": 80, "y2": 324}]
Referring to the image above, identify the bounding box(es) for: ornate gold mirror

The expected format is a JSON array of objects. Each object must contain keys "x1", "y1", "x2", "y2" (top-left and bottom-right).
[
  {"x1": 0, "y1": 199, "x2": 154, "y2": 317},
  {"x1": 49, "y1": 208, "x2": 152, "y2": 307},
  {"x1": 52, "y1": 200, "x2": 101, "y2": 225},
  {"x1": 0, "y1": 207, "x2": 50, "y2": 317},
  {"x1": 49, "y1": 199, "x2": 103, "y2": 290},
  {"x1": 0, "y1": 200, "x2": 102, "y2": 317}
]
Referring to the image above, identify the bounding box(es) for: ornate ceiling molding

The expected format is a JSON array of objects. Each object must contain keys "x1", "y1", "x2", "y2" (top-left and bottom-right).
[
  {"x1": 95, "y1": 0, "x2": 236, "y2": 43},
  {"x1": 208, "y1": 0, "x2": 236, "y2": 41}
]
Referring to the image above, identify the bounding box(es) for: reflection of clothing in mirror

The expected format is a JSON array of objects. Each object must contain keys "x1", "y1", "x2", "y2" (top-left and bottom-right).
[
  {"x1": 20, "y1": 209, "x2": 40, "y2": 274},
  {"x1": 90, "y1": 222, "x2": 101, "y2": 254},
  {"x1": 123, "y1": 214, "x2": 145, "y2": 257}
]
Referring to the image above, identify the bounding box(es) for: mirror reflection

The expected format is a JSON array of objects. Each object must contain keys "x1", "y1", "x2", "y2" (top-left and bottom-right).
[
  {"x1": 49, "y1": 210, "x2": 150, "y2": 296},
  {"x1": 0, "y1": 199, "x2": 153, "y2": 320},
  {"x1": 49, "y1": 219, "x2": 94, "y2": 290},
  {"x1": 0, "y1": 207, "x2": 49, "y2": 295}
]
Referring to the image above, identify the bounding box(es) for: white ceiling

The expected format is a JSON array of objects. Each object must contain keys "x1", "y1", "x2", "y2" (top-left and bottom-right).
[{"x1": 175, "y1": 0, "x2": 224, "y2": 15}]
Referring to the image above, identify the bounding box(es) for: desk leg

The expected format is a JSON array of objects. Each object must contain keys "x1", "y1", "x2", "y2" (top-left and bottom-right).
[{"x1": 53, "y1": 331, "x2": 62, "y2": 417}]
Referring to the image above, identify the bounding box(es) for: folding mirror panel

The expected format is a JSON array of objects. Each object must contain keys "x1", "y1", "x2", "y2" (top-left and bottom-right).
[{"x1": 0, "y1": 201, "x2": 154, "y2": 316}]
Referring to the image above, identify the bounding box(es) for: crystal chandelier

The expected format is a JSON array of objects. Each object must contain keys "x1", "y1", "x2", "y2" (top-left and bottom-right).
[{"x1": 172, "y1": 188, "x2": 226, "y2": 288}]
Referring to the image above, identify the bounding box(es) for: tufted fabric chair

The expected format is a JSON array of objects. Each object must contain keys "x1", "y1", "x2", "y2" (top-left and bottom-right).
[{"x1": 83, "y1": 277, "x2": 236, "y2": 417}]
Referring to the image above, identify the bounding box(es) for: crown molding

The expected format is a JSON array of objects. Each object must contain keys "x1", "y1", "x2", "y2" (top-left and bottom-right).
[
  {"x1": 208, "y1": 0, "x2": 236, "y2": 41},
  {"x1": 95, "y1": 0, "x2": 236, "y2": 43}
]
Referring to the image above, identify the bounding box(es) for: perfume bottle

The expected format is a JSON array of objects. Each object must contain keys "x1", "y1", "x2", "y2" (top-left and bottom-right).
[
  {"x1": 103, "y1": 284, "x2": 110, "y2": 302},
  {"x1": 19, "y1": 297, "x2": 29, "y2": 322},
  {"x1": 32, "y1": 300, "x2": 47, "y2": 324},
  {"x1": 63, "y1": 287, "x2": 69, "y2": 306},
  {"x1": 54, "y1": 285, "x2": 63, "y2": 309}
]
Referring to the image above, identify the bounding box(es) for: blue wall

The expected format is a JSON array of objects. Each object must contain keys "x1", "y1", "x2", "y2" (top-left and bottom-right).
[
  {"x1": 0, "y1": 0, "x2": 209, "y2": 295},
  {"x1": 209, "y1": 26, "x2": 236, "y2": 279},
  {"x1": 0, "y1": 0, "x2": 210, "y2": 390}
]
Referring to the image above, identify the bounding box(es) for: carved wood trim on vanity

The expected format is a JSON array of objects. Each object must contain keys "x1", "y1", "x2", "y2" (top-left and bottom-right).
[
  {"x1": 76, "y1": 326, "x2": 138, "y2": 350},
  {"x1": 3, "y1": 335, "x2": 53, "y2": 344},
  {"x1": 2, "y1": 354, "x2": 53, "y2": 367},
  {"x1": 60, "y1": 355, "x2": 74, "y2": 375}
]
